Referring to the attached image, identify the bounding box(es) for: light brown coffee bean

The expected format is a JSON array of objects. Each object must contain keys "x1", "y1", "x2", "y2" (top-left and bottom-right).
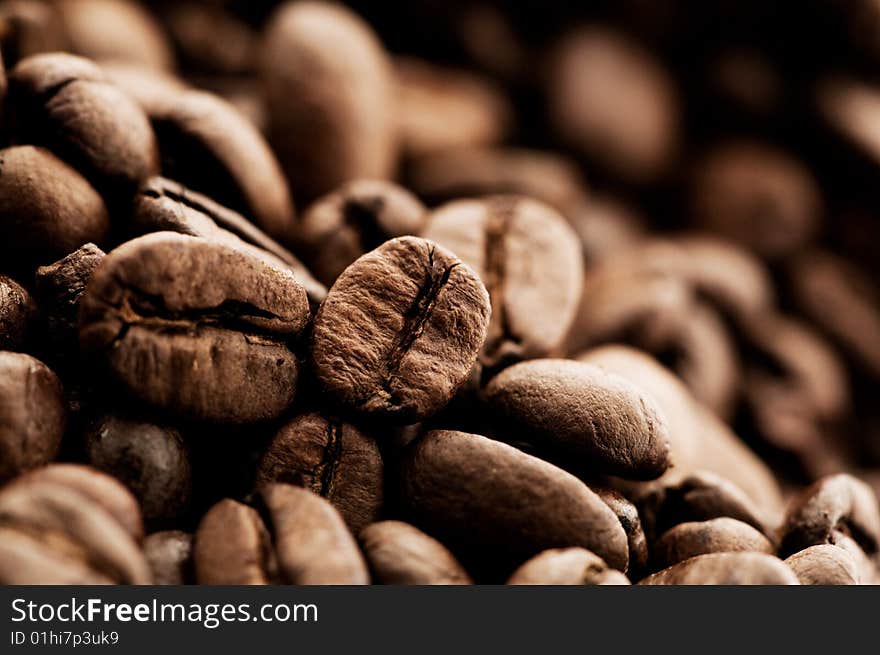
[
  {"x1": 652, "y1": 518, "x2": 775, "y2": 569},
  {"x1": 638, "y1": 552, "x2": 799, "y2": 585},
  {"x1": 507, "y1": 548, "x2": 630, "y2": 585},
  {"x1": 194, "y1": 498, "x2": 276, "y2": 585},
  {"x1": 144, "y1": 530, "x2": 193, "y2": 585},
  {"x1": 784, "y1": 545, "x2": 860, "y2": 585}
]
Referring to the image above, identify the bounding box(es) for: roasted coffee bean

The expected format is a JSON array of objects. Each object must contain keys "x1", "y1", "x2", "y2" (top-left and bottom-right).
[
  {"x1": 298, "y1": 179, "x2": 427, "y2": 287},
  {"x1": 638, "y1": 552, "x2": 799, "y2": 585},
  {"x1": 9, "y1": 463, "x2": 144, "y2": 541},
  {"x1": 255, "y1": 412, "x2": 383, "y2": 535},
  {"x1": 133, "y1": 176, "x2": 326, "y2": 308},
  {"x1": 144, "y1": 530, "x2": 194, "y2": 585},
  {"x1": 507, "y1": 548, "x2": 630, "y2": 585},
  {"x1": 689, "y1": 141, "x2": 821, "y2": 259},
  {"x1": 260, "y1": 484, "x2": 369, "y2": 585},
  {"x1": 579, "y1": 345, "x2": 784, "y2": 515},
  {"x1": 143, "y1": 89, "x2": 295, "y2": 244},
  {"x1": 6, "y1": 53, "x2": 158, "y2": 201},
  {"x1": 779, "y1": 474, "x2": 880, "y2": 558},
  {"x1": 597, "y1": 489, "x2": 649, "y2": 576},
  {"x1": 784, "y1": 545, "x2": 860, "y2": 585},
  {"x1": 0, "y1": 146, "x2": 109, "y2": 273},
  {"x1": 162, "y1": 2, "x2": 256, "y2": 75},
  {"x1": 311, "y1": 236, "x2": 490, "y2": 423},
  {"x1": 817, "y1": 77, "x2": 880, "y2": 168},
  {"x1": 260, "y1": 1, "x2": 396, "y2": 203},
  {"x1": 394, "y1": 57, "x2": 511, "y2": 157},
  {"x1": 56, "y1": 0, "x2": 174, "y2": 71},
  {"x1": 547, "y1": 26, "x2": 680, "y2": 183},
  {"x1": 566, "y1": 195, "x2": 645, "y2": 263},
  {"x1": 194, "y1": 498, "x2": 276, "y2": 585},
  {"x1": 407, "y1": 147, "x2": 589, "y2": 220},
  {"x1": 652, "y1": 518, "x2": 774, "y2": 569},
  {"x1": 0, "y1": 477, "x2": 151, "y2": 584},
  {"x1": 484, "y1": 359, "x2": 670, "y2": 480},
  {"x1": 79, "y1": 232, "x2": 310, "y2": 423},
  {"x1": 423, "y1": 196, "x2": 582, "y2": 371},
  {"x1": 0, "y1": 1, "x2": 68, "y2": 67},
  {"x1": 0, "y1": 526, "x2": 114, "y2": 584},
  {"x1": 0, "y1": 274, "x2": 36, "y2": 351},
  {"x1": 0, "y1": 352, "x2": 66, "y2": 482},
  {"x1": 35, "y1": 243, "x2": 105, "y2": 350},
  {"x1": 84, "y1": 414, "x2": 192, "y2": 525},
  {"x1": 401, "y1": 430, "x2": 629, "y2": 577},
  {"x1": 359, "y1": 520, "x2": 472, "y2": 585}
]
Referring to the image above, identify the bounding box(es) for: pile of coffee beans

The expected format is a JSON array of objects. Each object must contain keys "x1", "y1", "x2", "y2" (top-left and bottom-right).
[{"x1": 2, "y1": 0, "x2": 880, "y2": 585}]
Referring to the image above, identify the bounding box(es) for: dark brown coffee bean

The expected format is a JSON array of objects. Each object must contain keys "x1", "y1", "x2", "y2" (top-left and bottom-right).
[
  {"x1": 638, "y1": 552, "x2": 799, "y2": 585},
  {"x1": 423, "y1": 196, "x2": 582, "y2": 371},
  {"x1": 35, "y1": 243, "x2": 105, "y2": 350},
  {"x1": 0, "y1": 274, "x2": 36, "y2": 351},
  {"x1": 689, "y1": 141, "x2": 821, "y2": 259},
  {"x1": 784, "y1": 545, "x2": 860, "y2": 585},
  {"x1": 260, "y1": 1, "x2": 396, "y2": 203},
  {"x1": 779, "y1": 474, "x2": 880, "y2": 558},
  {"x1": 597, "y1": 489, "x2": 649, "y2": 576},
  {"x1": 652, "y1": 518, "x2": 774, "y2": 569},
  {"x1": 298, "y1": 179, "x2": 427, "y2": 287},
  {"x1": 394, "y1": 57, "x2": 511, "y2": 157},
  {"x1": 401, "y1": 430, "x2": 629, "y2": 575},
  {"x1": 84, "y1": 414, "x2": 192, "y2": 525},
  {"x1": 194, "y1": 498, "x2": 277, "y2": 585},
  {"x1": 56, "y1": 0, "x2": 174, "y2": 71},
  {"x1": 9, "y1": 463, "x2": 144, "y2": 542},
  {"x1": 0, "y1": 479, "x2": 151, "y2": 583},
  {"x1": 359, "y1": 520, "x2": 472, "y2": 585},
  {"x1": 484, "y1": 359, "x2": 670, "y2": 480},
  {"x1": 547, "y1": 26, "x2": 680, "y2": 183},
  {"x1": 79, "y1": 232, "x2": 310, "y2": 423},
  {"x1": 260, "y1": 483, "x2": 369, "y2": 585},
  {"x1": 162, "y1": 2, "x2": 255, "y2": 75},
  {"x1": 407, "y1": 147, "x2": 588, "y2": 219},
  {"x1": 579, "y1": 345, "x2": 784, "y2": 515},
  {"x1": 255, "y1": 412, "x2": 383, "y2": 535},
  {"x1": 507, "y1": 548, "x2": 630, "y2": 585},
  {"x1": 311, "y1": 236, "x2": 490, "y2": 423},
  {"x1": 0, "y1": 352, "x2": 66, "y2": 483},
  {"x1": 7, "y1": 53, "x2": 159, "y2": 201},
  {"x1": 144, "y1": 89, "x2": 295, "y2": 244},
  {"x1": 144, "y1": 530, "x2": 194, "y2": 585},
  {"x1": 133, "y1": 177, "x2": 326, "y2": 308},
  {"x1": 0, "y1": 1, "x2": 68, "y2": 68},
  {"x1": 0, "y1": 146, "x2": 109, "y2": 273}
]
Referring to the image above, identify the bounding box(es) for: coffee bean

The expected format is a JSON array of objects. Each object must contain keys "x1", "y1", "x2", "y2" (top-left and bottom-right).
[
  {"x1": 7, "y1": 53, "x2": 158, "y2": 201},
  {"x1": 423, "y1": 196, "x2": 582, "y2": 372},
  {"x1": 79, "y1": 232, "x2": 310, "y2": 423},
  {"x1": 637, "y1": 552, "x2": 799, "y2": 585},
  {"x1": 311, "y1": 236, "x2": 490, "y2": 423},
  {"x1": 652, "y1": 517, "x2": 775, "y2": 569},
  {"x1": 0, "y1": 526, "x2": 114, "y2": 584},
  {"x1": 359, "y1": 520, "x2": 472, "y2": 585},
  {"x1": 485, "y1": 359, "x2": 670, "y2": 479},
  {"x1": 784, "y1": 545, "x2": 860, "y2": 585},
  {"x1": 779, "y1": 474, "x2": 880, "y2": 559},
  {"x1": 597, "y1": 489, "x2": 649, "y2": 576},
  {"x1": 133, "y1": 176, "x2": 326, "y2": 308},
  {"x1": 84, "y1": 414, "x2": 192, "y2": 525},
  {"x1": 401, "y1": 430, "x2": 629, "y2": 577},
  {"x1": 162, "y1": 2, "x2": 255, "y2": 75},
  {"x1": 260, "y1": 1, "x2": 396, "y2": 202},
  {"x1": 0, "y1": 274, "x2": 36, "y2": 351},
  {"x1": 255, "y1": 412, "x2": 383, "y2": 535},
  {"x1": 144, "y1": 530, "x2": 194, "y2": 585},
  {"x1": 0, "y1": 1, "x2": 68, "y2": 68},
  {"x1": 507, "y1": 548, "x2": 630, "y2": 585},
  {"x1": 298, "y1": 179, "x2": 427, "y2": 287},
  {"x1": 0, "y1": 352, "x2": 66, "y2": 482},
  {"x1": 0, "y1": 146, "x2": 109, "y2": 273}
]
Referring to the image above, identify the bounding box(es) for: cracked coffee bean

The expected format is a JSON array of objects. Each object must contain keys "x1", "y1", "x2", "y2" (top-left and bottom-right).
[
  {"x1": 424, "y1": 195, "x2": 582, "y2": 373},
  {"x1": 359, "y1": 520, "x2": 472, "y2": 585},
  {"x1": 78, "y1": 232, "x2": 310, "y2": 423},
  {"x1": 311, "y1": 236, "x2": 490, "y2": 423},
  {"x1": 255, "y1": 412, "x2": 383, "y2": 535},
  {"x1": 507, "y1": 548, "x2": 630, "y2": 585}
]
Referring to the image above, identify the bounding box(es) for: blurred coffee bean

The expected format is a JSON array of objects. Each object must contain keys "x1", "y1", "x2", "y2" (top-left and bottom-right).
[
  {"x1": 298, "y1": 179, "x2": 427, "y2": 287},
  {"x1": 260, "y1": 1, "x2": 396, "y2": 203},
  {"x1": 507, "y1": 548, "x2": 630, "y2": 585},
  {"x1": 255, "y1": 412, "x2": 383, "y2": 535},
  {"x1": 0, "y1": 352, "x2": 66, "y2": 482},
  {"x1": 194, "y1": 498, "x2": 276, "y2": 584},
  {"x1": 637, "y1": 552, "x2": 799, "y2": 585},
  {"x1": 0, "y1": 0, "x2": 68, "y2": 67},
  {"x1": 163, "y1": 2, "x2": 255, "y2": 74},
  {"x1": 359, "y1": 520, "x2": 472, "y2": 585},
  {"x1": 784, "y1": 544, "x2": 860, "y2": 585},
  {"x1": 0, "y1": 274, "x2": 36, "y2": 351},
  {"x1": 651, "y1": 517, "x2": 775, "y2": 570},
  {"x1": 144, "y1": 530, "x2": 193, "y2": 585}
]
